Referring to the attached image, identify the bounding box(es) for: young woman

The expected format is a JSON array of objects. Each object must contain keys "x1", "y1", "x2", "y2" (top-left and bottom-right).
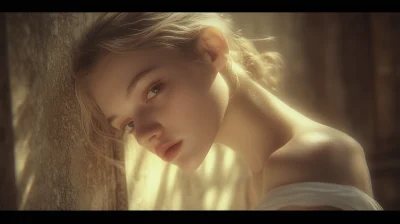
[{"x1": 72, "y1": 12, "x2": 383, "y2": 210}]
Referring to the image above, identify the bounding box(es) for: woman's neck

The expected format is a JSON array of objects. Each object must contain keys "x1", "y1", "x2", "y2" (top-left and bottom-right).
[{"x1": 214, "y1": 73, "x2": 314, "y2": 173}]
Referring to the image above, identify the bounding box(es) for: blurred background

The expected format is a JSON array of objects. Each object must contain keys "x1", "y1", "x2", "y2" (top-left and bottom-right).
[{"x1": 0, "y1": 12, "x2": 399, "y2": 210}]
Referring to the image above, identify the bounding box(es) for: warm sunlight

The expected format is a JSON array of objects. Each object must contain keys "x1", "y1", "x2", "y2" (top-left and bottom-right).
[
  {"x1": 19, "y1": 173, "x2": 35, "y2": 210},
  {"x1": 124, "y1": 136, "x2": 251, "y2": 210},
  {"x1": 14, "y1": 132, "x2": 32, "y2": 185}
]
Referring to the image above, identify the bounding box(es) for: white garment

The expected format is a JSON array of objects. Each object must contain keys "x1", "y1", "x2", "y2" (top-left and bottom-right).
[{"x1": 255, "y1": 182, "x2": 383, "y2": 210}]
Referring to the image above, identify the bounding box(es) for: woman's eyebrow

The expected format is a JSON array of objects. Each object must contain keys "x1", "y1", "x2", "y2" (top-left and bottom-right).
[{"x1": 125, "y1": 65, "x2": 159, "y2": 98}]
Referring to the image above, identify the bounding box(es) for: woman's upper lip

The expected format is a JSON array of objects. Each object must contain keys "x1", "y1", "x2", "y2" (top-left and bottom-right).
[{"x1": 155, "y1": 140, "x2": 181, "y2": 157}]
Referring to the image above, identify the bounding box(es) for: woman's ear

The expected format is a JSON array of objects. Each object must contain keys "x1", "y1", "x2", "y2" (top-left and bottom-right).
[
  {"x1": 196, "y1": 27, "x2": 229, "y2": 72},
  {"x1": 203, "y1": 52, "x2": 212, "y2": 63}
]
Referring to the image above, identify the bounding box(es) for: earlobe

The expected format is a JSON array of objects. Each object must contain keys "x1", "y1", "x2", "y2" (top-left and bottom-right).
[
  {"x1": 212, "y1": 52, "x2": 228, "y2": 72},
  {"x1": 204, "y1": 52, "x2": 212, "y2": 63}
]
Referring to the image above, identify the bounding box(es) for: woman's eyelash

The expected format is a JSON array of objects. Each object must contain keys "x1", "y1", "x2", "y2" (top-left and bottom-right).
[
  {"x1": 124, "y1": 121, "x2": 135, "y2": 132},
  {"x1": 144, "y1": 81, "x2": 163, "y2": 102}
]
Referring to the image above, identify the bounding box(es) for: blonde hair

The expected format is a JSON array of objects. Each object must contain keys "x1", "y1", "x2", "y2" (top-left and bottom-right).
[{"x1": 71, "y1": 13, "x2": 283, "y2": 166}]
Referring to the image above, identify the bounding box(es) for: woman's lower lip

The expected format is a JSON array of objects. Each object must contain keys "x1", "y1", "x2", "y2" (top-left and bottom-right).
[{"x1": 162, "y1": 141, "x2": 182, "y2": 162}]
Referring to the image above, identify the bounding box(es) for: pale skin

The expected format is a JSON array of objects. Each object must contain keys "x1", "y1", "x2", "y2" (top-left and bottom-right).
[{"x1": 88, "y1": 27, "x2": 374, "y2": 210}]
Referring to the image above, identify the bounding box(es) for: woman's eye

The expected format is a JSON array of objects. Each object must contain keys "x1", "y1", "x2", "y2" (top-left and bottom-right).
[
  {"x1": 146, "y1": 83, "x2": 162, "y2": 101},
  {"x1": 125, "y1": 121, "x2": 135, "y2": 132}
]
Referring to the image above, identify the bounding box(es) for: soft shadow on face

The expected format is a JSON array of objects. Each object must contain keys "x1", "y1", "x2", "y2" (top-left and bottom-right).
[{"x1": 88, "y1": 48, "x2": 230, "y2": 172}]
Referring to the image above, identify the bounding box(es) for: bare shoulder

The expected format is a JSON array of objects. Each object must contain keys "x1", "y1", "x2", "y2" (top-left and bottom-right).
[{"x1": 264, "y1": 125, "x2": 374, "y2": 198}]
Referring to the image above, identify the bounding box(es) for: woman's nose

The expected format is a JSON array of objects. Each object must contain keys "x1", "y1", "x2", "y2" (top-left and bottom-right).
[{"x1": 134, "y1": 121, "x2": 163, "y2": 148}]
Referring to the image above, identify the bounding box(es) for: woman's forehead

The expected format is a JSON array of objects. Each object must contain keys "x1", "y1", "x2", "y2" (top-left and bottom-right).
[{"x1": 92, "y1": 48, "x2": 187, "y2": 74}]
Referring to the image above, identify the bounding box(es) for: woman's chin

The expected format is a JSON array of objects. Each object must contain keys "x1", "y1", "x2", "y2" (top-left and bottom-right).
[
  {"x1": 174, "y1": 148, "x2": 210, "y2": 173},
  {"x1": 174, "y1": 158, "x2": 204, "y2": 173}
]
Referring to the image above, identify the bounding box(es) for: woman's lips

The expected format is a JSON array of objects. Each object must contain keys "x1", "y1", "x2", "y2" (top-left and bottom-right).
[{"x1": 155, "y1": 140, "x2": 182, "y2": 162}]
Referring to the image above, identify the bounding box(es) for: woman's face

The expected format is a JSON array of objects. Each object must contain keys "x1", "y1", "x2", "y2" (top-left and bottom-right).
[{"x1": 88, "y1": 49, "x2": 230, "y2": 172}]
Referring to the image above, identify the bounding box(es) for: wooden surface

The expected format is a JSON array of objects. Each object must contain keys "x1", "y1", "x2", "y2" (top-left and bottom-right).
[
  {"x1": 0, "y1": 12, "x2": 17, "y2": 210},
  {"x1": 5, "y1": 13, "x2": 127, "y2": 210}
]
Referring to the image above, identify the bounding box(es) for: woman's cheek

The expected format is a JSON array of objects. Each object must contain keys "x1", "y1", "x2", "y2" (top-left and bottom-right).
[{"x1": 165, "y1": 88, "x2": 192, "y2": 118}]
